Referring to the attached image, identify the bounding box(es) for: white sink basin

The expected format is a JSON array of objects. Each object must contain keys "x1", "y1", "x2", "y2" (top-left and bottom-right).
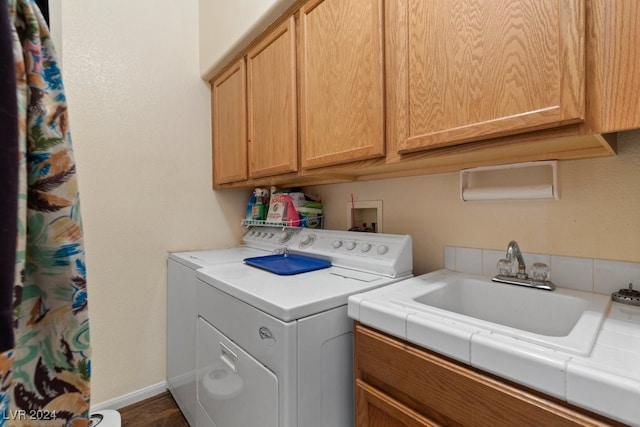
[
  {"x1": 395, "y1": 273, "x2": 611, "y2": 355},
  {"x1": 415, "y1": 277, "x2": 589, "y2": 336}
]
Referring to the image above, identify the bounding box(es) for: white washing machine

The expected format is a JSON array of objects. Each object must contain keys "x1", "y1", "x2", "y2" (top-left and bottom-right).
[
  {"x1": 195, "y1": 228, "x2": 413, "y2": 427},
  {"x1": 167, "y1": 227, "x2": 301, "y2": 426}
]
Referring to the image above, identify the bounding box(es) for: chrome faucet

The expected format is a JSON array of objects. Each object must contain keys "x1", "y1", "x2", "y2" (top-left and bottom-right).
[
  {"x1": 493, "y1": 240, "x2": 555, "y2": 291},
  {"x1": 506, "y1": 240, "x2": 527, "y2": 279}
]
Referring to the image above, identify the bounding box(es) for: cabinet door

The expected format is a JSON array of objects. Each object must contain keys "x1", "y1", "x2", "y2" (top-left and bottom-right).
[
  {"x1": 299, "y1": 0, "x2": 385, "y2": 169},
  {"x1": 356, "y1": 380, "x2": 438, "y2": 427},
  {"x1": 396, "y1": 0, "x2": 585, "y2": 153},
  {"x1": 212, "y1": 59, "x2": 247, "y2": 185},
  {"x1": 247, "y1": 17, "x2": 298, "y2": 178}
]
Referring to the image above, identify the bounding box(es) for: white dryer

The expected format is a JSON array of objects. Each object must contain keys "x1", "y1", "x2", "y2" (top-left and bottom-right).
[
  {"x1": 195, "y1": 228, "x2": 413, "y2": 427},
  {"x1": 167, "y1": 227, "x2": 300, "y2": 426}
]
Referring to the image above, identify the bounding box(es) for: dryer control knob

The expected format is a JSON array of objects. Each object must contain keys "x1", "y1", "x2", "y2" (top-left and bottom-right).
[
  {"x1": 361, "y1": 243, "x2": 372, "y2": 252},
  {"x1": 346, "y1": 242, "x2": 356, "y2": 250},
  {"x1": 267, "y1": 233, "x2": 274, "y2": 239},
  {"x1": 377, "y1": 245, "x2": 389, "y2": 255},
  {"x1": 332, "y1": 240, "x2": 343, "y2": 249}
]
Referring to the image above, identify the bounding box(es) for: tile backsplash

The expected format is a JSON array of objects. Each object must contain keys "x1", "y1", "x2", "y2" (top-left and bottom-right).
[{"x1": 444, "y1": 246, "x2": 640, "y2": 296}]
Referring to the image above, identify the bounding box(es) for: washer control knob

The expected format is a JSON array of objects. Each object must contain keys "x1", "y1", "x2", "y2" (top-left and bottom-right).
[
  {"x1": 377, "y1": 245, "x2": 389, "y2": 255},
  {"x1": 361, "y1": 243, "x2": 372, "y2": 252},
  {"x1": 300, "y1": 234, "x2": 316, "y2": 247},
  {"x1": 267, "y1": 233, "x2": 274, "y2": 239},
  {"x1": 332, "y1": 240, "x2": 343, "y2": 249},
  {"x1": 279, "y1": 231, "x2": 293, "y2": 244},
  {"x1": 346, "y1": 241, "x2": 356, "y2": 250}
]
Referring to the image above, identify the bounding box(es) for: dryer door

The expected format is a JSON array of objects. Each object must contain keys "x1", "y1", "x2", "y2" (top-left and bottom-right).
[{"x1": 196, "y1": 317, "x2": 278, "y2": 427}]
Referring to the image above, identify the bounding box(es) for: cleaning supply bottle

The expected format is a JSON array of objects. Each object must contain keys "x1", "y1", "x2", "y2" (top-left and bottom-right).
[
  {"x1": 246, "y1": 195, "x2": 256, "y2": 221},
  {"x1": 252, "y1": 188, "x2": 269, "y2": 221}
]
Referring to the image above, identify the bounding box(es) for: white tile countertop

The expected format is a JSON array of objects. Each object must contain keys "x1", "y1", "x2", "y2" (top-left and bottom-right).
[{"x1": 348, "y1": 269, "x2": 640, "y2": 426}]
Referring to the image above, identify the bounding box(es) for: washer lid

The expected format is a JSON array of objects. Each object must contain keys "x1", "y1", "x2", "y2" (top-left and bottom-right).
[
  {"x1": 197, "y1": 263, "x2": 406, "y2": 322},
  {"x1": 169, "y1": 247, "x2": 267, "y2": 269}
]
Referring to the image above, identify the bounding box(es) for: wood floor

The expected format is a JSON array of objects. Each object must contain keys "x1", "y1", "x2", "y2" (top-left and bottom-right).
[{"x1": 118, "y1": 391, "x2": 189, "y2": 427}]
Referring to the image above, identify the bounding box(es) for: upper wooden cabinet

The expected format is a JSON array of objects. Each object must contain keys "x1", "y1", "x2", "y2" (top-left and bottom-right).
[
  {"x1": 212, "y1": 59, "x2": 247, "y2": 185},
  {"x1": 209, "y1": 0, "x2": 638, "y2": 189},
  {"x1": 298, "y1": 0, "x2": 385, "y2": 169},
  {"x1": 247, "y1": 17, "x2": 298, "y2": 179},
  {"x1": 395, "y1": 0, "x2": 585, "y2": 154},
  {"x1": 585, "y1": 0, "x2": 640, "y2": 133}
]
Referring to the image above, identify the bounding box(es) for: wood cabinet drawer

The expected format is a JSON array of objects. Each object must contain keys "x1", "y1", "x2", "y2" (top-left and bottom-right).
[{"x1": 356, "y1": 379, "x2": 438, "y2": 427}]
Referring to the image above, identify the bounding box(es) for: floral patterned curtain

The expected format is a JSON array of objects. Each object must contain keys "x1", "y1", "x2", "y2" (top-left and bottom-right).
[{"x1": 1, "y1": 0, "x2": 91, "y2": 425}]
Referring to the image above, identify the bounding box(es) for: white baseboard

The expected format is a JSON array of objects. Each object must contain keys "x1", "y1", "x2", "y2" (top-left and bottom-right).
[{"x1": 90, "y1": 381, "x2": 168, "y2": 413}]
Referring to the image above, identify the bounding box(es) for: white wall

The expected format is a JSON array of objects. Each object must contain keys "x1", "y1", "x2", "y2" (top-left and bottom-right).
[
  {"x1": 309, "y1": 130, "x2": 640, "y2": 275},
  {"x1": 198, "y1": 0, "x2": 297, "y2": 80},
  {"x1": 56, "y1": 0, "x2": 247, "y2": 405}
]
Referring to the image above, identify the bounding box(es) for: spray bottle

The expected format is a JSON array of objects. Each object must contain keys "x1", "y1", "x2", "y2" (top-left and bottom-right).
[{"x1": 252, "y1": 188, "x2": 270, "y2": 221}]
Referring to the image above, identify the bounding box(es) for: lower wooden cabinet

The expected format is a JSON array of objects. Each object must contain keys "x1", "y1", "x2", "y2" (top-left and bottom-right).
[{"x1": 354, "y1": 324, "x2": 623, "y2": 427}]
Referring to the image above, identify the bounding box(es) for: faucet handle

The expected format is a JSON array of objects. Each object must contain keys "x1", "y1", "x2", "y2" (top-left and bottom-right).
[
  {"x1": 496, "y1": 258, "x2": 516, "y2": 276},
  {"x1": 531, "y1": 262, "x2": 550, "y2": 282}
]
